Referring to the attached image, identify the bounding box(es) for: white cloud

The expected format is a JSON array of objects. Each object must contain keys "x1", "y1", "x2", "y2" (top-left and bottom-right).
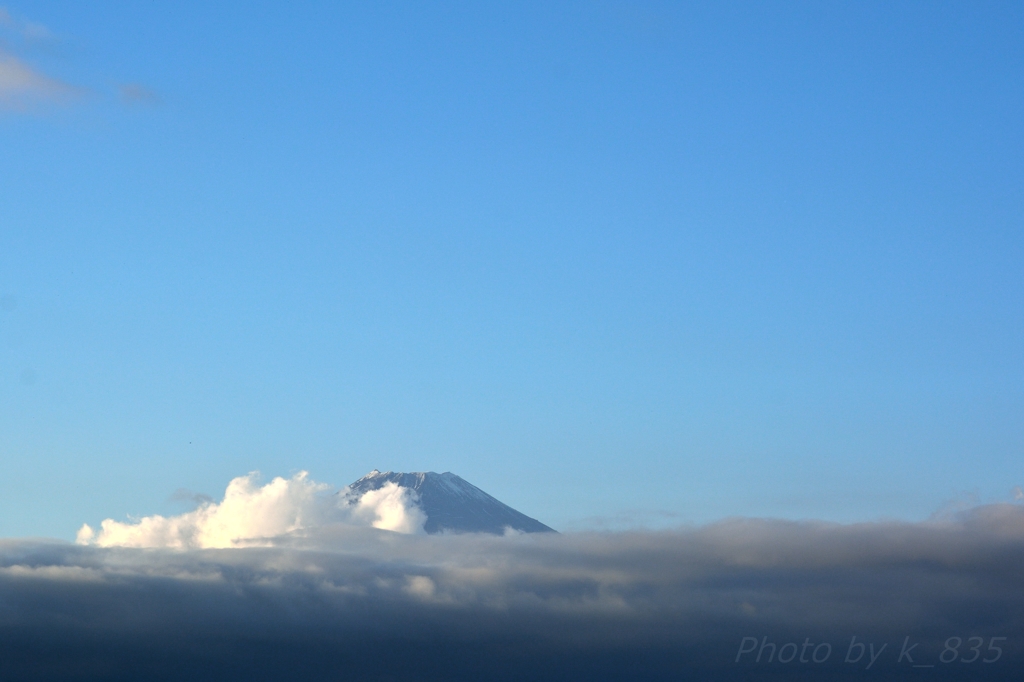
[
  {"x1": 80, "y1": 471, "x2": 332, "y2": 549},
  {"x1": 78, "y1": 472, "x2": 427, "y2": 549},
  {"x1": 352, "y1": 481, "x2": 427, "y2": 534}
]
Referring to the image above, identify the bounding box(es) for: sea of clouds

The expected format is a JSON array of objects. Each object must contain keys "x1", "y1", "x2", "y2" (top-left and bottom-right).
[{"x1": 2, "y1": 473, "x2": 1023, "y2": 681}]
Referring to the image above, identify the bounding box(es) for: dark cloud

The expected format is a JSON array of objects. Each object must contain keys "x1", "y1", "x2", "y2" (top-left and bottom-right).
[{"x1": 2, "y1": 505, "x2": 1023, "y2": 680}]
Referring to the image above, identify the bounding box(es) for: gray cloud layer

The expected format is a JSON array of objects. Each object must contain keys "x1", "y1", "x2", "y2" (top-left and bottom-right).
[{"x1": 3, "y1": 504, "x2": 1023, "y2": 681}]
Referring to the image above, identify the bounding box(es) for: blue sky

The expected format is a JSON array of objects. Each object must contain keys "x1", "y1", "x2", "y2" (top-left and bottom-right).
[{"x1": 1, "y1": 1, "x2": 1022, "y2": 539}]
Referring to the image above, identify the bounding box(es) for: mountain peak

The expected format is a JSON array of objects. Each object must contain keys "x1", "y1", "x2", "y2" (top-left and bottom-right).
[{"x1": 346, "y1": 470, "x2": 555, "y2": 535}]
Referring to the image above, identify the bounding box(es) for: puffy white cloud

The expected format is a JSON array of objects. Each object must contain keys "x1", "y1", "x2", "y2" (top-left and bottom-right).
[
  {"x1": 352, "y1": 481, "x2": 427, "y2": 534},
  {"x1": 78, "y1": 472, "x2": 427, "y2": 549}
]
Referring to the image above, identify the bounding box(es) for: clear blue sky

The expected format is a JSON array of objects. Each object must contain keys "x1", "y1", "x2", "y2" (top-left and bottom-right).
[{"x1": 1, "y1": 1, "x2": 1022, "y2": 539}]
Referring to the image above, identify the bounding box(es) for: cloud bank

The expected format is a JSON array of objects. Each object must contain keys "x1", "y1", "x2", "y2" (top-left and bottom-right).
[
  {"x1": 5, "y1": 497, "x2": 1023, "y2": 680},
  {"x1": 77, "y1": 472, "x2": 426, "y2": 548}
]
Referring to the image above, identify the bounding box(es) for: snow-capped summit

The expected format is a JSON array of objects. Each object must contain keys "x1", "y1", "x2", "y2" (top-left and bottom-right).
[{"x1": 346, "y1": 470, "x2": 556, "y2": 535}]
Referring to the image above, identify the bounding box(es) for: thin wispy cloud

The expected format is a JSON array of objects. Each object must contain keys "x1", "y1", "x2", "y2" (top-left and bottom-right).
[
  {"x1": 0, "y1": 7, "x2": 78, "y2": 111},
  {"x1": 118, "y1": 82, "x2": 161, "y2": 105},
  {"x1": 17, "y1": 19, "x2": 53, "y2": 43},
  {"x1": 0, "y1": 6, "x2": 157, "y2": 112},
  {"x1": 0, "y1": 6, "x2": 52, "y2": 43},
  {"x1": 0, "y1": 50, "x2": 78, "y2": 110}
]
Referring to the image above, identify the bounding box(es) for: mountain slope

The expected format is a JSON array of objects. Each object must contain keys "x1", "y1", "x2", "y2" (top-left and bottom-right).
[{"x1": 346, "y1": 470, "x2": 556, "y2": 535}]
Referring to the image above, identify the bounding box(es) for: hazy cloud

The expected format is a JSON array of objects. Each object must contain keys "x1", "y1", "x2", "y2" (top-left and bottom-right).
[
  {"x1": 0, "y1": 7, "x2": 89, "y2": 112},
  {"x1": 0, "y1": 50, "x2": 78, "y2": 111},
  {"x1": 118, "y1": 82, "x2": 161, "y2": 105},
  {"x1": 168, "y1": 488, "x2": 214, "y2": 508},
  {"x1": 18, "y1": 20, "x2": 53, "y2": 42},
  {"x1": 1, "y1": 8, "x2": 161, "y2": 113},
  {"x1": 0, "y1": 6, "x2": 54, "y2": 43}
]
